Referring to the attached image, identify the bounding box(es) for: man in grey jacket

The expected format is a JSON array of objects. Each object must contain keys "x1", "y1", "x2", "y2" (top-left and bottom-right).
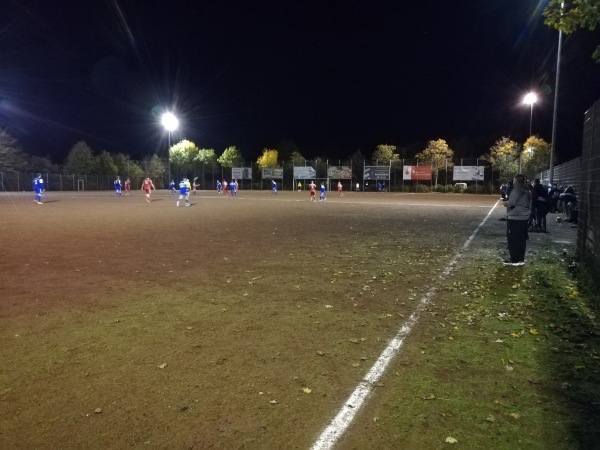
[{"x1": 503, "y1": 174, "x2": 531, "y2": 266}]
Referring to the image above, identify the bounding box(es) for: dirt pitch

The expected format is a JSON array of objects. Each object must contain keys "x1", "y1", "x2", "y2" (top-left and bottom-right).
[{"x1": 0, "y1": 189, "x2": 574, "y2": 449}]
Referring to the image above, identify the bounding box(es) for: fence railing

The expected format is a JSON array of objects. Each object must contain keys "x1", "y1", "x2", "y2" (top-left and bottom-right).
[{"x1": 0, "y1": 158, "x2": 500, "y2": 193}]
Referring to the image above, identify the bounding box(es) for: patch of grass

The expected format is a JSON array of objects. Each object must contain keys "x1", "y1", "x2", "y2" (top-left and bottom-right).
[{"x1": 341, "y1": 256, "x2": 600, "y2": 449}]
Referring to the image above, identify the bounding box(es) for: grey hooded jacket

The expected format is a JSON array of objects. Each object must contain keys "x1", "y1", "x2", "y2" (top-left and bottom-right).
[{"x1": 505, "y1": 181, "x2": 531, "y2": 220}]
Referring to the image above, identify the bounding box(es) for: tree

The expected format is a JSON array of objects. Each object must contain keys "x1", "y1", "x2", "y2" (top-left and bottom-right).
[
  {"x1": 351, "y1": 149, "x2": 365, "y2": 185},
  {"x1": 522, "y1": 136, "x2": 552, "y2": 178},
  {"x1": 217, "y1": 146, "x2": 242, "y2": 168},
  {"x1": 372, "y1": 144, "x2": 398, "y2": 164},
  {"x1": 195, "y1": 148, "x2": 217, "y2": 165},
  {"x1": 113, "y1": 153, "x2": 143, "y2": 180},
  {"x1": 415, "y1": 139, "x2": 454, "y2": 187},
  {"x1": 544, "y1": 0, "x2": 600, "y2": 62},
  {"x1": 95, "y1": 151, "x2": 118, "y2": 176},
  {"x1": 64, "y1": 141, "x2": 96, "y2": 175},
  {"x1": 169, "y1": 139, "x2": 198, "y2": 173},
  {"x1": 289, "y1": 150, "x2": 306, "y2": 166},
  {"x1": 0, "y1": 130, "x2": 28, "y2": 171},
  {"x1": 276, "y1": 139, "x2": 300, "y2": 162},
  {"x1": 480, "y1": 137, "x2": 520, "y2": 183},
  {"x1": 256, "y1": 149, "x2": 279, "y2": 168},
  {"x1": 144, "y1": 155, "x2": 166, "y2": 187}
]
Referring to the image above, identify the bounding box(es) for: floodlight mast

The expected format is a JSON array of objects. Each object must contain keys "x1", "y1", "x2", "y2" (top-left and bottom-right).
[
  {"x1": 161, "y1": 112, "x2": 179, "y2": 181},
  {"x1": 523, "y1": 92, "x2": 538, "y2": 137}
]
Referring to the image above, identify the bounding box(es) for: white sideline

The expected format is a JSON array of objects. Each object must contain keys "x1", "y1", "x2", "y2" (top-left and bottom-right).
[{"x1": 311, "y1": 200, "x2": 502, "y2": 450}]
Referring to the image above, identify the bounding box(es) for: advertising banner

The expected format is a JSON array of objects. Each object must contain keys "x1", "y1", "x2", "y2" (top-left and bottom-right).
[
  {"x1": 327, "y1": 166, "x2": 352, "y2": 179},
  {"x1": 453, "y1": 166, "x2": 484, "y2": 181},
  {"x1": 232, "y1": 167, "x2": 252, "y2": 180},
  {"x1": 293, "y1": 166, "x2": 317, "y2": 179},
  {"x1": 403, "y1": 165, "x2": 432, "y2": 180},
  {"x1": 363, "y1": 166, "x2": 390, "y2": 180},
  {"x1": 262, "y1": 168, "x2": 283, "y2": 179}
]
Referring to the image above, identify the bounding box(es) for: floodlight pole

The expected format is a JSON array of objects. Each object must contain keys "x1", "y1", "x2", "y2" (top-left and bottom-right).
[{"x1": 549, "y1": 23, "x2": 563, "y2": 185}]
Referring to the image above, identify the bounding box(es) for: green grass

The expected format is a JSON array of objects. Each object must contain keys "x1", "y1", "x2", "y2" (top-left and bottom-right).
[{"x1": 339, "y1": 256, "x2": 600, "y2": 449}]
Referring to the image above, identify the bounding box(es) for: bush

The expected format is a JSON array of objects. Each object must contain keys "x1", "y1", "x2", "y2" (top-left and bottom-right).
[{"x1": 416, "y1": 184, "x2": 431, "y2": 193}]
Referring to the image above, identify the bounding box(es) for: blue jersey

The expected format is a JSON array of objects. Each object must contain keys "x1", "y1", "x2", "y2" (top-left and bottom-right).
[
  {"x1": 33, "y1": 176, "x2": 44, "y2": 193},
  {"x1": 320, "y1": 185, "x2": 326, "y2": 195},
  {"x1": 179, "y1": 180, "x2": 189, "y2": 195},
  {"x1": 114, "y1": 178, "x2": 121, "y2": 190}
]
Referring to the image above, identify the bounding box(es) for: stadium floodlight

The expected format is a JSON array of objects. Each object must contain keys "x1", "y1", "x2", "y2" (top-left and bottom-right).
[
  {"x1": 161, "y1": 112, "x2": 179, "y2": 132},
  {"x1": 523, "y1": 92, "x2": 538, "y2": 137},
  {"x1": 161, "y1": 112, "x2": 179, "y2": 181}
]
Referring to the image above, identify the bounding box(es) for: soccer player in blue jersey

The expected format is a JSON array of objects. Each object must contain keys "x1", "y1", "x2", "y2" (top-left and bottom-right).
[
  {"x1": 272, "y1": 180, "x2": 277, "y2": 195},
  {"x1": 33, "y1": 173, "x2": 44, "y2": 204},
  {"x1": 319, "y1": 182, "x2": 326, "y2": 201},
  {"x1": 177, "y1": 178, "x2": 191, "y2": 207},
  {"x1": 169, "y1": 180, "x2": 176, "y2": 194},
  {"x1": 114, "y1": 176, "x2": 122, "y2": 197}
]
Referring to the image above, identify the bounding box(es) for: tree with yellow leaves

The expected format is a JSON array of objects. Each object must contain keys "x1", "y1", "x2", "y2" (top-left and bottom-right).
[
  {"x1": 415, "y1": 139, "x2": 454, "y2": 187},
  {"x1": 521, "y1": 136, "x2": 551, "y2": 179},
  {"x1": 256, "y1": 148, "x2": 279, "y2": 169},
  {"x1": 480, "y1": 137, "x2": 519, "y2": 183}
]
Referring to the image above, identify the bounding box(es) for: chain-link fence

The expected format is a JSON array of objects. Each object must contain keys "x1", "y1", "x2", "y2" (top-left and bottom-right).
[{"x1": 1, "y1": 158, "x2": 501, "y2": 193}]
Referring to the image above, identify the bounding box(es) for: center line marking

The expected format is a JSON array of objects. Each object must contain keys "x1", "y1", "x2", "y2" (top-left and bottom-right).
[{"x1": 311, "y1": 200, "x2": 502, "y2": 450}]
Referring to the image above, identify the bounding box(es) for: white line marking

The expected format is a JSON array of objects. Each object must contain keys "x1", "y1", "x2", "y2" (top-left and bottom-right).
[{"x1": 311, "y1": 199, "x2": 502, "y2": 450}]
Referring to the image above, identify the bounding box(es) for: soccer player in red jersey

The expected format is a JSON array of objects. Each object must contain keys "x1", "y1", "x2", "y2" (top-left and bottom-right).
[{"x1": 141, "y1": 177, "x2": 155, "y2": 202}]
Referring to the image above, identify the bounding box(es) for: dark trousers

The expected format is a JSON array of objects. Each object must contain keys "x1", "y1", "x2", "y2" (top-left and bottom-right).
[{"x1": 507, "y1": 219, "x2": 528, "y2": 263}]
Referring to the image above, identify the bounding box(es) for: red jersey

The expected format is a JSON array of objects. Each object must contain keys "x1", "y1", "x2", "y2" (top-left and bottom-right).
[{"x1": 142, "y1": 179, "x2": 153, "y2": 192}]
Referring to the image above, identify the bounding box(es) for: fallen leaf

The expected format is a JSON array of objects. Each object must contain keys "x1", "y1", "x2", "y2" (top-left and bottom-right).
[
  {"x1": 445, "y1": 436, "x2": 458, "y2": 444},
  {"x1": 158, "y1": 363, "x2": 167, "y2": 369},
  {"x1": 302, "y1": 387, "x2": 312, "y2": 394},
  {"x1": 509, "y1": 413, "x2": 521, "y2": 420},
  {"x1": 486, "y1": 415, "x2": 496, "y2": 422},
  {"x1": 94, "y1": 408, "x2": 102, "y2": 414}
]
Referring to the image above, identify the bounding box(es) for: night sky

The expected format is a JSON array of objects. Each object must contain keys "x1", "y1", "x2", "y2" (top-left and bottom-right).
[{"x1": 2, "y1": 0, "x2": 600, "y2": 164}]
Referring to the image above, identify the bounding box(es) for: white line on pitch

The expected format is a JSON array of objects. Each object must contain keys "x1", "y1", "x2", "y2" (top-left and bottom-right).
[{"x1": 311, "y1": 199, "x2": 502, "y2": 450}]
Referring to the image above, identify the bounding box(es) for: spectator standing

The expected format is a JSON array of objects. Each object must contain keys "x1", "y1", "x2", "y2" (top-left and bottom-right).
[
  {"x1": 503, "y1": 174, "x2": 531, "y2": 266},
  {"x1": 549, "y1": 184, "x2": 560, "y2": 213},
  {"x1": 531, "y1": 178, "x2": 549, "y2": 232}
]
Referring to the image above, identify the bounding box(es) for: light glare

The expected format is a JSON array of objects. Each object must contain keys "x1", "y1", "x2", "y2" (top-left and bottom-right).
[
  {"x1": 523, "y1": 92, "x2": 538, "y2": 105},
  {"x1": 161, "y1": 112, "x2": 179, "y2": 131}
]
